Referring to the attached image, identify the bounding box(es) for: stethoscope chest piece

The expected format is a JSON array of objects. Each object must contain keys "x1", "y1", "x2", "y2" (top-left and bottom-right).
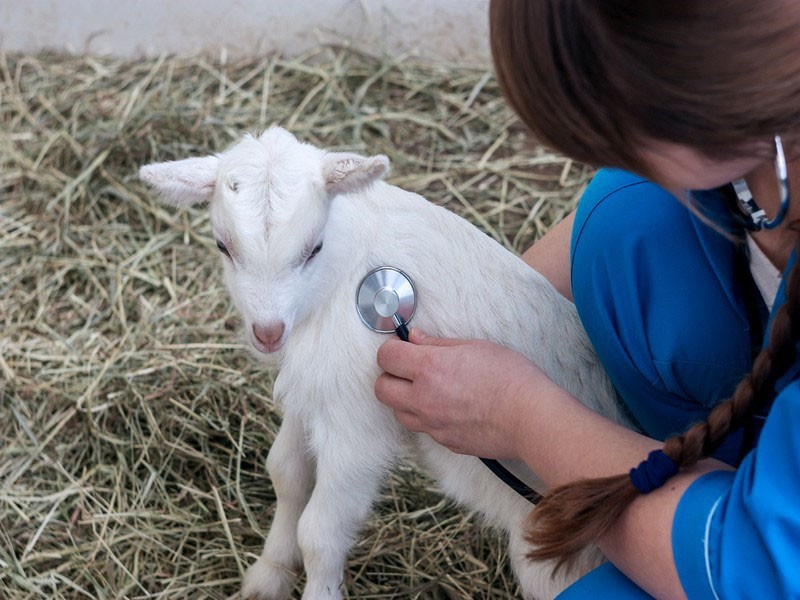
[{"x1": 356, "y1": 266, "x2": 416, "y2": 333}]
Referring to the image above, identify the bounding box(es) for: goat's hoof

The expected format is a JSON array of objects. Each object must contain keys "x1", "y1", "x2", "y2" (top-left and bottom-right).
[{"x1": 241, "y1": 558, "x2": 294, "y2": 600}]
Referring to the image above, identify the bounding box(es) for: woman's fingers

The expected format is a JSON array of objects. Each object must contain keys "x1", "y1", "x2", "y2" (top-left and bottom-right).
[
  {"x1": 377, "y1": 329, "x2": 467, "y2": 382},
  {"x1": 374, "y1": 371, "x2": 415, "y2": 411},
  {"x1": 407, "y1": 328, "x2": 464, "y2": 347},
  {"x1": 374, "y1": 373, "x2": 428, "y2": 431},
  {"x1": 392, "y1": 409, "x2": 424, "y2": 432},
  {"x1": 376, "y1": 338, "x2": 417, "y2": 380}
]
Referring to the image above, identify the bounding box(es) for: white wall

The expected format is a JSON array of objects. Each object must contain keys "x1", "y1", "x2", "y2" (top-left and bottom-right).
[{"x1": 0, "y1": 0, "x2": 491, "y2": 66}]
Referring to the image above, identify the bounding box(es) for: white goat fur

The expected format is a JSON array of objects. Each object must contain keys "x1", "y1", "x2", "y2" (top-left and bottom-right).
[{"x1": 140, "y1": 127, "x2": 631, "y2": 600}]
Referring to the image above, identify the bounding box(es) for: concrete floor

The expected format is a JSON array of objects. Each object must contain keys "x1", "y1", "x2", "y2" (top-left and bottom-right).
[{"x1": 0, "y1": 0, "x2": 491, "y2": 65}]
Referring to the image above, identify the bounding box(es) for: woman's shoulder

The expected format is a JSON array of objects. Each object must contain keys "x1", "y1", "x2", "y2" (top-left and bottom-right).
[
  {"x1": 569, "y1": 168, "x2": 758, "y2": 453},
  {"x1": 579, "y1": 168, "x2": 657, "y2": 201},
  {"x1": 572, "y1": 168, "x2": 693, "y2": 254}
]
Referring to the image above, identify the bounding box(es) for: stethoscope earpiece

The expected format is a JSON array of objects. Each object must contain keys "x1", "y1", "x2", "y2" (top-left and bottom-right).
[
  {"x1": 732, "y1": 134, "x2": 791, "y2": 231},
  {"x1": 356, "y1": 266, "x2": 416, "y2": 339}
]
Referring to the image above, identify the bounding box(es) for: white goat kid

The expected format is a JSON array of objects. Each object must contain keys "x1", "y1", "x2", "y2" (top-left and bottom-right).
[{"x1": 140, "y1": 127, "x2": 630, "y2": 600}]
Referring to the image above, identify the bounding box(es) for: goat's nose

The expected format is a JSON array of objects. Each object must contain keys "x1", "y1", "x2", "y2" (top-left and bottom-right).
[{"x1": 252, "y1": 321, "x2": 286, "y2": 348}]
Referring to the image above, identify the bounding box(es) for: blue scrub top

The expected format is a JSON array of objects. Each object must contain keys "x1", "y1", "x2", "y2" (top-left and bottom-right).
[
  {"x1": 559, "y1": 168, "x2": 800, "y2": 598},
  {"x1": 570, "y1": 168, "x2": 769, "y2": 465}
]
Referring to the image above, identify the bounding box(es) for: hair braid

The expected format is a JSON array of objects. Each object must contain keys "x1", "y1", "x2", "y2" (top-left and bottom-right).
[{"x1": 526, "y1": 224, "x2": 800, "y2": 572}]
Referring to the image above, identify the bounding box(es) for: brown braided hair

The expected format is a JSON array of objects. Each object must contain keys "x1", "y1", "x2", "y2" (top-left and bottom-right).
[{"x1": 489, "y1": 0, "x2": 800, "y2": 572}]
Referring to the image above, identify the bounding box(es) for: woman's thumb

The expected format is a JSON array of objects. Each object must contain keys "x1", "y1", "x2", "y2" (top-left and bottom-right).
[{"x1": 408, "y1": 328, "x2": 465, "y2": 347}]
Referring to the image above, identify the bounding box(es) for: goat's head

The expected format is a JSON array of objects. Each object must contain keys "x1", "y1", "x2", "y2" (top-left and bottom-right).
[{"x1": 140, "y1": 127, "x2": 389, "y2": 356}]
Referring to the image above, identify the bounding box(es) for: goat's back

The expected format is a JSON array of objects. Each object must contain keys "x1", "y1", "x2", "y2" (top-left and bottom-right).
[
  {"x1": 278, "y1": 181, "x2": 624, "y2": 431},
  {"x1": 352, "y1": 183, "x2": 617, "y2": 416}
]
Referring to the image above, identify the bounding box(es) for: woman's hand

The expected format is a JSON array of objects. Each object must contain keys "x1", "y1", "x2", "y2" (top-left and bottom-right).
[{"x1": 375, "y1": 328, "x2": 557, "y2": 459}]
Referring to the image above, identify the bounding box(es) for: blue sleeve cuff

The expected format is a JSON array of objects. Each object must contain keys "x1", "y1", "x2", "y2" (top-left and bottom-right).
[
  {"x1": 672, "y1": 470, "x2": 736, "y2": 600},
  {"x1": 557, "y1": 562, "x2": 654, "y2": 599}
]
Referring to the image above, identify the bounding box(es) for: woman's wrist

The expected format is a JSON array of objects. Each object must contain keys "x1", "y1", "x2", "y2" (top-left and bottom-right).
[{"x1": 499, "y1": 363, "x2": 564, "y2": 462}]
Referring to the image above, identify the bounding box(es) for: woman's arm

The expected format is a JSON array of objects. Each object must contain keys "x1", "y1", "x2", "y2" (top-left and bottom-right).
[
  {"x1": 505, "y1": 366, "x2": 732, "y2": 598},
  {"x1": 521, "y1": 211, "x2": 575, "y2": 301},
  {"x1": 596, "y1": 448, "x2": 730, "y2": 599}
]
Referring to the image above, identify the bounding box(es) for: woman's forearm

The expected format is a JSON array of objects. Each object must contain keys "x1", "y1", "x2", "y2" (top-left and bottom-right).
[
  {"x1": 512, "y1": 383, "x2": 731, "y2": 599},
  {"x1": 511, "y1": 380, "x2": 657, "y2": 486}
]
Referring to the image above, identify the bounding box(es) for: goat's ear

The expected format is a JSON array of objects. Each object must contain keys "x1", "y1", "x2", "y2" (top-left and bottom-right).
[
  {"x1": 139, "y1": 155, "x2": 220, "y2": 206},
  {"x1": 322, "y1": 153, "x2": 390, "y2": 196}
]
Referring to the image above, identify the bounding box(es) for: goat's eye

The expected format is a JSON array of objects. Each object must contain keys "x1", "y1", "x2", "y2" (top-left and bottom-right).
[
  {"x1": 228, "y1": 179, "x2": 239, "y2": 192},
  {"x1": 308, "y1": 242, "x2": 323, "y2": 260},
  {"x1": 216, "y1": 239, "x2": 230, "y2": 257}
]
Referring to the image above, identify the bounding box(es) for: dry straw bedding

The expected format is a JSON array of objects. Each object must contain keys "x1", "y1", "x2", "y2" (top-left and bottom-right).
[{"x1": 0, "y1": 48, "x2": 593, "y2": 599}]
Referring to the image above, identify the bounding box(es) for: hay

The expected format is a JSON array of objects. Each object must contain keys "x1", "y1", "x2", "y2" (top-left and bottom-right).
[{"x1": 0, "y1": 47, "x2": 593, "y2": 599}]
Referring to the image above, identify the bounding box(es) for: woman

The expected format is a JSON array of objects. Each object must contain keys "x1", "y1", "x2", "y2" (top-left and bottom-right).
[{"x1": 375, "y1": 1, "x2": 800, "y2": 598}]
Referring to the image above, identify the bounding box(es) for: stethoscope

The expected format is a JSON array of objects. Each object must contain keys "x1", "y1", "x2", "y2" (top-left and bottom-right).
[
  {"x1": 356, "y1": 266, "x2": 540, "y2": 503},
  {"x1": 356, "y1": 267, "x2": 415, "y2": 341}
]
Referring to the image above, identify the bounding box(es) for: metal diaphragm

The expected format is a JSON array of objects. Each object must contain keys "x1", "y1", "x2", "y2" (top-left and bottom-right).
[{"x1": 355, "y1": 266, "x2": 416, "y2": 333}]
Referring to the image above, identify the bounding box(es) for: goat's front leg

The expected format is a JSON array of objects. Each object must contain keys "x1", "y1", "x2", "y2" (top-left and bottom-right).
[
  {"x1": 242, "y1": 412, "x2": 314, "y2": 600},
  {"x1": 297, "y1": 437, "x2": 393, "y2": 600}
]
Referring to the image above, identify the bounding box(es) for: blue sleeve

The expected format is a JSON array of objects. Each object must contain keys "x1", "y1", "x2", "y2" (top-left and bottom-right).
[
  {"x1": 557, "y1": 562, "x2": 654, "y2": 599},
  {"x1": 570, "y1": 168, "x2": 758, "y2": 463},
  {"x1": 673, "y1": 379, "x2": 800, "y2": 598}
]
